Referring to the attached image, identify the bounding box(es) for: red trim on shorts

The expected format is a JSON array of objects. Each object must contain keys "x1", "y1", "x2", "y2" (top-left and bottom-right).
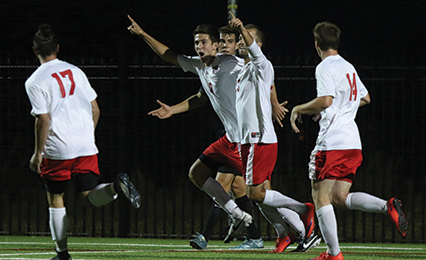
[
  {"x1": 40, "y1": 154, "x2": 100, "y2": 181},
  {"x1": 315, "y1": 149, "x2": 362, "y2": 183}
]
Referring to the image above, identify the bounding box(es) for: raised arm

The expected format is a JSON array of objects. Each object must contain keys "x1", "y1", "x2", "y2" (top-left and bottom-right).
[
  {"x1": 127, "y1": 15, "x2": 179, "y2": 66},
  {"x1": 148, "y1": 91, "x2": 209, "y2": 119},
  {"x1": 228, "y1": 13, "x2": 254, "y2": 49}
]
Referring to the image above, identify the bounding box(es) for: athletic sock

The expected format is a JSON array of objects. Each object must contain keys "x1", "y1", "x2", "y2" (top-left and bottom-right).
[
  {"x1": 202, "y1": 177, "x2": 243, "y2": 219},
  {"x1": 257, "y1": 203, "x2": 289, "y2": 238},
  {"x1": 49, "y1": 207, "x2": 68, "y2": 252},
  {"x1": 277, "y1": 207, "x2": 305, "y2": 238},
  {"x1": 345, "y1": 192, "x2": 387, "y2": 213},
  {"x1": 88, "y1": 183, "x2": 118, "y2": 207},
  {"x1": 201, "y1": 203, "x2": 223, "y2": 241},
  {"x1": 316, "y1": 204, "x2": 340, "y2": 256},
  {"x1": 236, "y1": 196, "x2": 261, "y2": 239},
  {"x1": 263, "y1": 189, "x2": 307, "y2": 214}
]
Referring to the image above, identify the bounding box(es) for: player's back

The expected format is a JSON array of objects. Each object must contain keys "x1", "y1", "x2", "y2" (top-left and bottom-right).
[
  {"x1": 25, "y1": 59, "x2": 98, "y2": 159},
  {"x1": 315, "y1": 55, "x2": 368, "y2": 150}
]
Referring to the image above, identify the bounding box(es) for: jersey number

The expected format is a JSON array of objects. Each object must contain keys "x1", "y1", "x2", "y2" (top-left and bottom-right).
[
  {"x1": 51, "y1": 69, "x2": 76, "y2": 98},
  {"x1": 346, "y1": 73, "x2": 357, "y2": 101}
]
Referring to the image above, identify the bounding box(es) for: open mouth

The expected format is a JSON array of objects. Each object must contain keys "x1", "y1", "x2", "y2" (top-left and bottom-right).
[{"x1": 198, "y1": 52, "x2": 205, "y2": 57}]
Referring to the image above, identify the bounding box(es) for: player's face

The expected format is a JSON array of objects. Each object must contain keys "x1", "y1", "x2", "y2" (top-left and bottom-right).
[
  {"x1": 219, "y1": 33, "x2": 238, "y2": 55},
  {"x1": 194, "y1": 33, "x2": 218, "y2": 62},
  {"x1": 238, "y1": 29, "x2": 257, "y2": 58}
]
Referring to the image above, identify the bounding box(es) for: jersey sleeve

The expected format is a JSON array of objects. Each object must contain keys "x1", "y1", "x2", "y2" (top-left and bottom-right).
[
  {"x1": 315, "y1": 64, "x2": 336, "y2": 98},
  {"x1": 356, "y1": 73, "x2": 368, "y2": 98},
  {"x1": 247, "y1": 40, "x2": 267, "y2": 69},
  {"x1": 177, "y1": 55, "x2": 201, "y2": 75},
  {"x1": 25, "y1": 81, "x2": 48, "y2": 117},
  {"x1": 79, "y1": 70, "x2": 97, "y2": 101}
]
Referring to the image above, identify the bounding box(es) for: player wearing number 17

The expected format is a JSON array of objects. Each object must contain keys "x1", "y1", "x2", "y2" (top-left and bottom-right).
[
  {"x1": 290, "y1": 22, "x2": 408, "y2": 260},
  {"x1": 25, "y1": 24, "x2": 141, "y2": 260}
]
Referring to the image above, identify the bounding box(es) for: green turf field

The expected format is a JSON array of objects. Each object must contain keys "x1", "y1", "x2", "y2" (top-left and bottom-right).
[{"x1": 0, "y1": 236, "x2": 425, "y2": 259}]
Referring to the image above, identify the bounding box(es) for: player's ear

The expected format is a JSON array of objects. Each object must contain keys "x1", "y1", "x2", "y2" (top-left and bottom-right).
[{"x1": 32, "y1": 46, "x2": 40, "y2": 56}]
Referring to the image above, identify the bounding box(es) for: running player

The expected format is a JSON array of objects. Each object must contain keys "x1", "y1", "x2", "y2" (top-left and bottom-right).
[
  {"x1": 26, "y1": 24, "x2": 141, "y2": 260},
  {"x1": 127, "y1": 16, "x2": 254, "y2": 237},
  {"x1": 290, "y1": 21, "x2": 408, "y2": 260},
  {"x1": 228, "y1": 14, "x2": 321, "y2": 252}
]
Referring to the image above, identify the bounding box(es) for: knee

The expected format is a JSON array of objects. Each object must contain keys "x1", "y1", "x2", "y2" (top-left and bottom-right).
[
  {"x1": 246, "y1": 188, "x2": 265, "y2": 203},
  {"x1": 188, "y1": 162, "x2": 210, "y2": 188},
  {"x1": 331, "y1": 191, "x2": 349, "y2": 209}
]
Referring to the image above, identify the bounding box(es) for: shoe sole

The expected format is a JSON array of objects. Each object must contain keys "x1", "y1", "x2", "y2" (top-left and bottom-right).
[
  {"x1": 118, "y1": 173, "x2": 141, "y2": 209},
  {"x1": 389, "y1": 198, "x2": 408, "y2": 237}
]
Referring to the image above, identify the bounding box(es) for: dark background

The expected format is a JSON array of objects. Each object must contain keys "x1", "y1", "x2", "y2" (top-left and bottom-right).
[{"x1": 1, "y1": 0, "x2": 425, "y2": 242}]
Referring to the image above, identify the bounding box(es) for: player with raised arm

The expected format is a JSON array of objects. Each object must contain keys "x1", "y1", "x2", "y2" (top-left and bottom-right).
[
  {"x1": 25, "y1": 24, "x2": 141, "y2": 260},
  {"x1": 290, "y1": 21, "x2": 408, "y2": 260},
  {"x1": 127, "y1": 15, "x2": 255, "y2": 239},
  {"x1": 147, "y1": 25, "x2": 264, "y2": 250},
  {"x1": 228, "y1": 13, "x2": 321, "y2": 253}
]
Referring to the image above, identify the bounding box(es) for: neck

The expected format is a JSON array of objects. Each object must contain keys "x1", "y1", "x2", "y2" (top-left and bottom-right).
[
  {"x1": 320, "y1": 49, "x2": 338, "y2": 60},
  {"x1": 39, "y1": 54, "x2": 57, "y2": 64}
]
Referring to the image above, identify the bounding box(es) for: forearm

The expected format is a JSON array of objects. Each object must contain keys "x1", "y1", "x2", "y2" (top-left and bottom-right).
[
  {"x1": 34, "y1": 114, "x2": 50, "y2": 154},
  {"x1": 140, "y1": 34, "x2": 179, "y2": 65},
  {"x1": 91, "y1": 100, "x2": 100, "y2": 129},
  {"x1": 173, "y1": 92, "x2": 208, "y2": 114},
  {"x1": 294, "y1": 96, "x2": 332, "y2": 115},
  {"x1": 270, "y1": 83, "x2": 280, "y2": 107},
  {"x1": 240, "y1": 26, "x2": 254, "y2": 48}
]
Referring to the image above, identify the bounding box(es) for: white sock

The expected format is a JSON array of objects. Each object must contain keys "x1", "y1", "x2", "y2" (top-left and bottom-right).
[
  {"x1": 277, "y1": 207, "x2": 306, "y2": 238},
  {"x1": 49, "y1": 207, "x2": 68, "y2": 252},
  {"x1": 345, "y1": 192, "x2": 387, "y2": 213},
  {"x1": 257, "y1": 203, "x2": 289, "y2": 238},
  {"x1": 202, "y1": 177, "x2": 243, "y2": 219},
  {"x1": 316, "y1": 205, "x2": 340, "y2": 256},
  {"x1": 88, "y1": 183, "x2": 118, "y2": 207},
  {"x1": 263, "y1": 189, "x2": 307, "y2": 214}
]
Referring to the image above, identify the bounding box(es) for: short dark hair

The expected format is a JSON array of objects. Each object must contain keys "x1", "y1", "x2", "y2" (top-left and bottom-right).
[
  {"x1": 33, "y1": 24, "x2": 58, "y2": 58},
  {"x1": 245, "y1": 24, "x2": 265, "y2": 45},
  {"x1": 313, "y1": 22, "x2": 341, "y2": 51},
  {"x1": 193, "y1": 24, "x2": 219, "y2": 43},
  {"x1": 218, "y1": 25, "x2": 240, "y2": 41}
]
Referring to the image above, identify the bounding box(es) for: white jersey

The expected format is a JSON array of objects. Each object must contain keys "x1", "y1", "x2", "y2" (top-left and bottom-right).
[
  {"x1": 314, "y1": 54, "x2": 368, "y2": 151},
  {"x1": 235, "y1": 40, "x2": 277, "y2": 144},
  {"x1": 25, "y1": 59, "x2": 99, "y2": 159},
  {"x1": 177, "y1": 54, "x2": 244, "y2": 142}
]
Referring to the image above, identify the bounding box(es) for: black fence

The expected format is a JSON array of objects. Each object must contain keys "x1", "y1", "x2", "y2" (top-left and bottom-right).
[{"x1": 1, "y1": 57, "x2": 425, "y2": 243}]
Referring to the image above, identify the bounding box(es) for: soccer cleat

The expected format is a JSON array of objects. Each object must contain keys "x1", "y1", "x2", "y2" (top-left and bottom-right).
[
  {"x1": 387, "y1": 197, "x2": 408, "y2": 237},
  {"x1": 51, "y1": 250, "x2": 72, "y2": 260},
  {"x1": 270, "y1": 235, "x2": 291, "y2": 253},
  {"x1": 301, "y1": 202, "x2": 315, "y2": 238},
  {"x1": 230, "y1": 237, "x2": 264, "y2": 250},
  {"x1": 309, "y1": 251, "x2": 344, "y2": 260},
  {"x1": 189, "y1": 232, "x2": 208, "y2": 250},
  {"x1": 291, "y1": 233, "x2": 321, "y2": 252},
  {"x1": 115, "y1": 173, "x2": 141, "y2": 209},
  {"x1": 224, "y1": 211, "x2": 253, "y2": 243}
]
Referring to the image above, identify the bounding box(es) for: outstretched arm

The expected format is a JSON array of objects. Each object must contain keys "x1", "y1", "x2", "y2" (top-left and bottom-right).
[
  {"x1": 127, "y1": 15, "x2": 179, "y2": 66},
  {"x1": 228, "y1": 13, "x2": 254, "y2": 49},
  {"x1": 290, "y1": 96, "x2": 333, "y2": 133},
  {"x1": 148, "y1": 91, "x2": 208, "y2": 119}
]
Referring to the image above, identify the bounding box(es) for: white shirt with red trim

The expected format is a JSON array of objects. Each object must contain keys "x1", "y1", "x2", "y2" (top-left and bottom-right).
[
  {"x1": 177, "y1": 54, "x2": 244, "y2": 143},
  {"x1": 315, "y1": 54, "x2": 368, "y2": 151},
  {"x1": 235, "y1": 40, "x2": 277, "y2": 144},
  {"x1": 25, "y1": 59, "x2": 98, "y2": 159}
]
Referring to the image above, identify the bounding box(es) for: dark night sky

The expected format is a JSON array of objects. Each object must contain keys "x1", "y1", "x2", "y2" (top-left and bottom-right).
[{"x1": 1, "y1": 0, "x2": 425, "y2": 65}]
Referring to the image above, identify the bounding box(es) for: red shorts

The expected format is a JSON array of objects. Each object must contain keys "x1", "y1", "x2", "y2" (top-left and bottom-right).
[
  {"x1": 309, "y1": 149, "x2": 362, "y2": 183},
  {"x1": 201, "y1": 135, "x2": 243, "y2": 173},
  {"x1": 240, "y1": 143, "x2": 277, "y2": 185},
  {"x1": 40, "y1": 154, "x2": 100, "y2": 181}
]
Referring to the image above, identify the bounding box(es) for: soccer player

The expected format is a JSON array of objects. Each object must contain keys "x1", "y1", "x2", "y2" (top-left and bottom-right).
[
  {"x1": 127, "y1": 15, "x2": 255, "y2": 240},
  {"x1": 228, "y1": 14, "x2": 321, "y2": 252},
  {"x1": 290, "y1": 21, "x2": 408, "y2": 260},
  {"x1": 25, "y1": 24, "x2": 141, "y2": 260},
  {"x1": 147, "y1": 25, "x2": 264, "y2": 250}
]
